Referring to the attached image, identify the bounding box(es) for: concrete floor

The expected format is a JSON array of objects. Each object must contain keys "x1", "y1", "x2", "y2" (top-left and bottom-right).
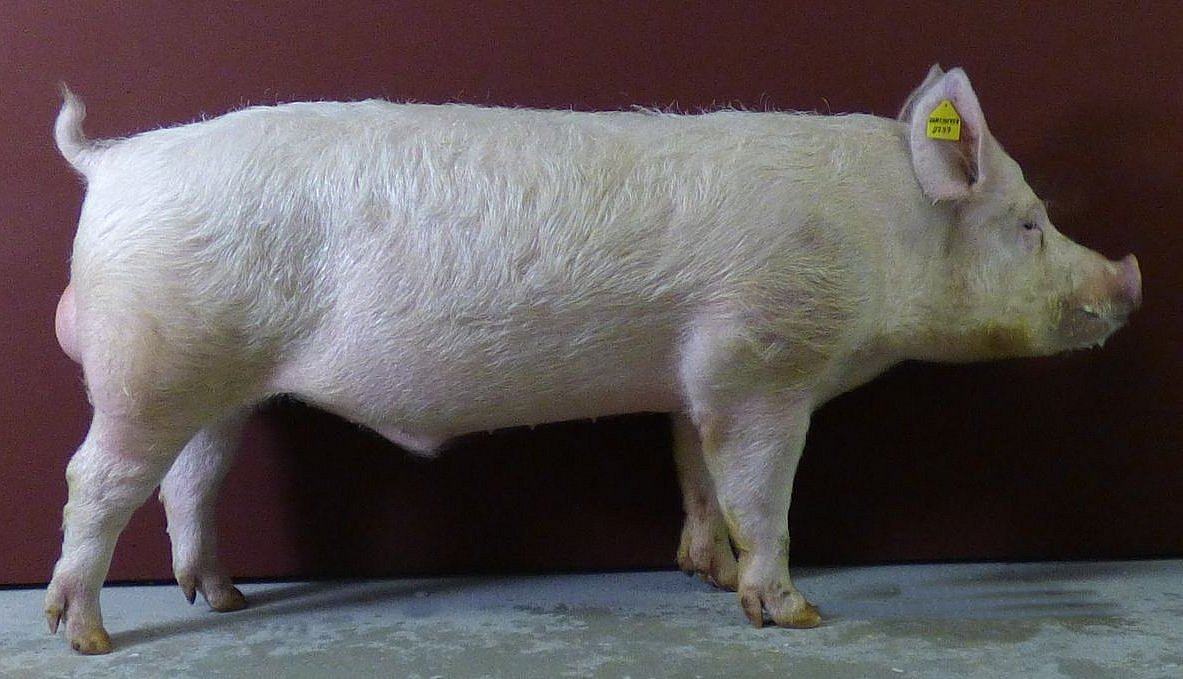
[{"x1": 2, "y1": 560, "x2": 1181, "y2": 678}]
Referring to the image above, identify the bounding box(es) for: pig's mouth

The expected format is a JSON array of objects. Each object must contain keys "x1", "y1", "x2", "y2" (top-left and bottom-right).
[{"x1": 1056, "y1": 302, "x2": 1132, "y2": 350}]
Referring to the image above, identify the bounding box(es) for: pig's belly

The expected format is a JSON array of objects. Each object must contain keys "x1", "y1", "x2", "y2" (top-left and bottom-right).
[{"x1": 267, "y1": 311, "x2": 685, "y2": 441}]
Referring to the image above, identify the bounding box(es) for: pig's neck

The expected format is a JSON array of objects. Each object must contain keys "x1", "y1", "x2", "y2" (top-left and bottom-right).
[
  {"x1": 883, "y1": 264, "x2": 1038, "y2": 364},
  {"x1": 860, "y1": 206, "x2": 1036, "y2": 365}
]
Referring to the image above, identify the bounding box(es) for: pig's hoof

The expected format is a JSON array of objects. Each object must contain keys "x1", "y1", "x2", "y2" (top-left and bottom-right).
[
  {"x1": 739, "y1": 587, "x2": 821, "y2": 629},
  {"x1": 46, "y1": 588, "x2": 116, "y2": 654},
  {"x1": 779, "y1": 600, "x2": 822, "y2": 628},
  {"x1": 677, "y1": 520, "x2": 739, "y2": 590},
  {"x1": 686, "y1": 551, "x2": 738, "y2": 591},
  {"x1": 208, "y1": 585, "x2": 248, "y2": 613},
  {"x1": 69, "y1": 626, "x2": 113, "y2": 655},
  {"x1": 178, "y1": 573, "x2": 248, "y2": 612}
]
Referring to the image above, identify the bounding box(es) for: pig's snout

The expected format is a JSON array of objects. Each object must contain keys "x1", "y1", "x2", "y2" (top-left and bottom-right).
[
  {"x1": 1057, "y1": 252, "x2": 1141, "y2": 350},
  {"x1": 1116, "y1": 254, "x2": 1142, "y2": 313}
]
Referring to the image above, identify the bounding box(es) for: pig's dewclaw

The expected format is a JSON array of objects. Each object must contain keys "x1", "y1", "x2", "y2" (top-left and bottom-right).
[
  {"x1": 44, "y1": 585, "x2": 69, "y2": 635},
  {"x1": 180, "y1": 579, "x2": 197, "y2": 605},
  {"x1": 45, "y1": 604, "x2": 62, "y2": 635}
]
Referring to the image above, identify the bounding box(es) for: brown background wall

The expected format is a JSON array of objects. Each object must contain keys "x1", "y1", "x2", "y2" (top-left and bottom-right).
[{"x1": 2, "y1": 2, "x2": 1180, "y2": 586}]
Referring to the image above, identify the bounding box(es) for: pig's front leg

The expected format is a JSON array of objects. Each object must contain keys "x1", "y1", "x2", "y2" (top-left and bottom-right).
[
  {"x1": 46, "y1": 413, "x2": 183, "y2": 654},
  {"x1": 697, "y1": 397, "x2": 820, "y2": 628},
  {"x1": 158, "y1": 413, "x2": 249, "y2": 613},
  {"x1": 672, "y1": 413, "x2": 738, "y2": 590}
]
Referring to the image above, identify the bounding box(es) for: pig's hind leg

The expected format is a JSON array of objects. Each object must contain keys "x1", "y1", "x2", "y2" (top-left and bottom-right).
[
  {"x1": 672, "y1": 413, "x2": 739, "y2": 590},
  {"x1": 45, "y1": 411, "x2": 193, "y2": 654},
  {"x1": 47, "y1": 288, "x2": 263, "y2": 652},
  {"x1": 158, "y1": 411, "x2": 250, "y2": 613}
]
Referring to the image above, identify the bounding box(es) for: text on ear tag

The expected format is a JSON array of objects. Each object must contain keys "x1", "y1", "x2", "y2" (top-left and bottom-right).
[{"x1": 926, "y1": 99, "x2": 962, "y2": 141}]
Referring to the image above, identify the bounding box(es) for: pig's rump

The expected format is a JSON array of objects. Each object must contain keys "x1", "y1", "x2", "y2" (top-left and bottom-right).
[{"x1": 64, "y1": 101, "x2": 874, "y2": 440}]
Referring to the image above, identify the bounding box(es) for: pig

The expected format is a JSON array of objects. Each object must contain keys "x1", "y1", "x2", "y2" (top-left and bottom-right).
[{"x1": 47, "y1": 66, "x2": 1140, "y2": 654}]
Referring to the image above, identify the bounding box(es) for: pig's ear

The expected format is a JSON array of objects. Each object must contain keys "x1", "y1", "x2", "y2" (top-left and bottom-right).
[
  {"x1": 897, "y1": 64, "x2": 945, "y2": 120},
  {"x1": 903, "y1": 67, "x2": 989, "y2": 202}
]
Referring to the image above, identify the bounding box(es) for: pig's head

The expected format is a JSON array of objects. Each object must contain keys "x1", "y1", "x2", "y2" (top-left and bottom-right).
[{"x1": 897, "y1": 66, "x2": 1141, "y2": 361}]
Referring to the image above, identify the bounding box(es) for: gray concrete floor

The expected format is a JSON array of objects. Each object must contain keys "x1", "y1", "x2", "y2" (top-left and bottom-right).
[{"x1": 2, "y1": 560, "x2": 1181, "y2": 678}]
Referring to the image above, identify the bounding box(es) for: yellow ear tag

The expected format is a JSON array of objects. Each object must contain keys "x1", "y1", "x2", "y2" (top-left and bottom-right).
[{"x1": 926, "y1": 99, "x2": 962, "y2": 141}]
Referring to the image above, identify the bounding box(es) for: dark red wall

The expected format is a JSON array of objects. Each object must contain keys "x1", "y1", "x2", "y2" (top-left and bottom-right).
[{"x1": 3, "y1": 2, "x2": 1180, "y2": 585}]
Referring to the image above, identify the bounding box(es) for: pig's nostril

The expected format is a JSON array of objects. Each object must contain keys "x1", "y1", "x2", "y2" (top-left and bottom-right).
[{"x1": 1119, "y1": 254, "x2": 1142, "y2": 308}]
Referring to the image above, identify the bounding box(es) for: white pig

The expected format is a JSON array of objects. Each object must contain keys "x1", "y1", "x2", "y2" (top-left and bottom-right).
[{"x1": 47, "y1": 66, "x2": 1140, "y2": 653}]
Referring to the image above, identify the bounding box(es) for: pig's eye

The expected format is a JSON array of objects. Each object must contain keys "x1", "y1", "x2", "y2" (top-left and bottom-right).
[{"x1": 1020, "y1": 221, "x2": 1044, "y2": 251}]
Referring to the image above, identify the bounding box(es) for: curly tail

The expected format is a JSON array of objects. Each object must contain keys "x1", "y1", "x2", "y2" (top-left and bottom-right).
[{"x1": 55, "y1": 84, "x2": 99, "y2": 176}]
